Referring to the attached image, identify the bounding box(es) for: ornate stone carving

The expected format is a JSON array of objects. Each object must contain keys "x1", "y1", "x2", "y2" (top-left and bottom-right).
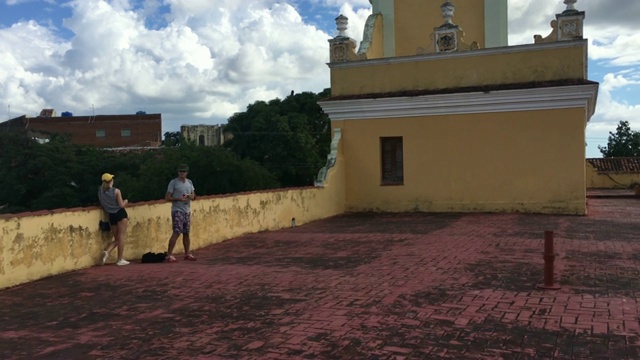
[
  {"x1": 315, "y1": 128, "x2": 342, "y2": 186},
  {"x1": 557, "y1": 13, "x2": 584, "y2": 41},
  {"x1": 329, "y1": 15, "x2": 365, "y2": 63},
  {"x1": 534, "y1": 20, "x2": 558, "y2": 44},
  {"x1": 441, "y1": 1, "x2": 456, "y2": 25},
  {"x1": 335, "y1": 14, "x2": 348, "y2": 37},
  {"x1": 421, "y1": 1, "x2": 478, "y2": 54},
  {"x1": 534, "y1": 0, "x2": 584, "y2": 43}
]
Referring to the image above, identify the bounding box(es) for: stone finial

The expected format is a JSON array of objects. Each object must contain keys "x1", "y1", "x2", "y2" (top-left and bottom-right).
[
  {"x1": 335, "y1": 14, "x2": 348, "y2": 37},
  {"x1": 534, "y1": 1, "x2": 584, "y2": 43},
  {"x1": 441, "y1": 1, "x2": 456, "y2": 25},
  {"x1": 427, "y1": 1, "x2": 478, "y2": 53},
  {"x1": 329, "y1": 14, "x2": 365, "y2": 62},
  {"x1": 563, "y1": 0, "x2": 578, "y2": 14}
]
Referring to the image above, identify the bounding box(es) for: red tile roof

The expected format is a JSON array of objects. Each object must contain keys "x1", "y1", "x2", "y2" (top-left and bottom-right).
[{"x1": 586, "y1": 157, "x2": 640, "y2": 172}]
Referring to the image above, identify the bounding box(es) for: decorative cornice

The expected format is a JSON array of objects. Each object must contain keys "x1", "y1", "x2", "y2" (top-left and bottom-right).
[
  {"x1": 319, "y1": 84, "x2": 599, "y2": 122},
  {"x1": 328, "y1": 40, "x2": 587, "y2": 69}
]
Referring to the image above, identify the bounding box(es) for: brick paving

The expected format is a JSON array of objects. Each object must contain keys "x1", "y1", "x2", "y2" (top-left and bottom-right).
[{"x1": 1, "y1": 197, "x2": 640, "y2": 359}]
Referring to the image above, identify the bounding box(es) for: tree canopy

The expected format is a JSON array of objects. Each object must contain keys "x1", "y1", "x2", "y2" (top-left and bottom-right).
[
  {"x1": 0, "y1": 89, "x2": 333, "y2": 214},
  {"x1": 598, "y1": 121, "x2": 640, "y2": 157},
  {"x1": 0, "y1": 130, "x2": 279, "y2": 214},
  {"x1": 224, "y1": 89, "x2": 331, "y2": 187}
]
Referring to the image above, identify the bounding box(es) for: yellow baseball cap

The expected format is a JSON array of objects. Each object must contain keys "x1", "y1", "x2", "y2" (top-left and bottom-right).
[{"x1": 101, "y1": 173, "x2": 115, "y2": 182}]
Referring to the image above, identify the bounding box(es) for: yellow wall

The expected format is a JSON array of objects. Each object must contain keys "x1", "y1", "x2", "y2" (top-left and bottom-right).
[
  {"x1": 336, "y1": 107, "x2": 587, "y2": 214},
  {"x1": 330, "y1": 42, "x2": 587, "y2": 97},
  {"x1": 586, "y1": 162, "x2": 640, "y2": 189},
  {"x1": 0, "y1": 167, "x2": 346, "y2": 289},
  {"x1": 394, "y1": 0, "x2": 486, "y2": 56},
  {"x1": 362, "y1": 14, "x2": 385, "y2": 59}
]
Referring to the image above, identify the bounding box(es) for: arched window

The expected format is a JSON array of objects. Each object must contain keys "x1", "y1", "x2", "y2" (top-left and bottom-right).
[{"x1": 198, "y1": 135, "x2": 205, "y2": 146}]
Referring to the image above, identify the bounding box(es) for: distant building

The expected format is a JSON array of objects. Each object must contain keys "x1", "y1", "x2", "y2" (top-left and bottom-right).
[
  {"x1": 181, "y1": 124, "x2": 228, "y2": 146},
  {"x1": 0, "y1": 109, "x2": 162, "y2": 148}
]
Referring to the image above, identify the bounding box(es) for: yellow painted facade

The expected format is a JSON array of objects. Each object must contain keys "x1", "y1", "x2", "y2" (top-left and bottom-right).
[
  {"x1": 335, "y1": 108, "x2": 587, "y2": 214},
  {"x1": 0, "y1": 177, "x2": 346, "y2": 290},
  {"x1": 586, "y1": 163, "x2": 640, "y2": 189},
  {"x1": 323, "y1": 1, "x2": 598, "y2": 215},
  {"x1": 394, "y1": 0, "x2": 486, "y2": 56},
  {"x1": 331, "y1": 42, "x2": 588, "y2": 97}
]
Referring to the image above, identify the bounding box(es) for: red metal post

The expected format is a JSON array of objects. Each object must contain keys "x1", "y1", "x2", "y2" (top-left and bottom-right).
[{"x1": 537, "y1": 230, "x2": 561, "y2": 290}]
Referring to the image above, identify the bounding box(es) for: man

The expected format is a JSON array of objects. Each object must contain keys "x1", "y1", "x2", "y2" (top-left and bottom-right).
[{"x1": 165, "y1": 163, "x2": 197, "y2": 262}]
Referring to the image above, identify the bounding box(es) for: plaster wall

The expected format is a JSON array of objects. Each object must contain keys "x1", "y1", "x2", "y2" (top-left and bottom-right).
[
  {"x1": 394, "y1": 0, "x2": 486, "y2": 56},
  {"x1": 330, "y1": 42, "x2": 588, "y2": 97},
  {"x1": 0, "y1": 178, "x2": 346, "y2": 290},
  {"x1": 335, "y1": 107, "x2": 587, "y2": 214},
  {"x1": 586, "y1": 163, "x2": 640, "y2": 189},
  {"x1": 360, "y1": 14, "x2": 385, "y2": 59}
]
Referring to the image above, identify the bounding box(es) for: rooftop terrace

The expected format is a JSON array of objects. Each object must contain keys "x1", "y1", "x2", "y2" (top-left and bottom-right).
[{"x1": 1, "y1": 196, "x2": 639, "y2": 359}]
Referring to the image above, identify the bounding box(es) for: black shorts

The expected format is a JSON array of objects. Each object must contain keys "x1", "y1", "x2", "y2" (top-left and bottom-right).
[{"x1": 108, "y1": 208, "x2": 128, "y2": 225}]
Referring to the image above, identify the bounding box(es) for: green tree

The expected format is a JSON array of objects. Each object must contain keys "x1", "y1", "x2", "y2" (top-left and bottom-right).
[
  {"x1": 224, "y1": 89, "x2": 331, "y2": 186},
  {"x1": 0, "y1": 131, "x2": 279, "y2": 214},
  {"x1": 598, "y1": 121, "x2": 640, "y2": 157},
  {"x1": 162, "y1": 131, "x2": 183, "y2": 146}
]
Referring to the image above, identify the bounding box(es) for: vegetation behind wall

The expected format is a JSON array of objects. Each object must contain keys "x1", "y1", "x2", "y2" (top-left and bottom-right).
[
  {"x1": 0, "y1": 130, "x2": 279, "y2": 214},
  {"x1": 0, "y1": 90, "x2": 332, "y2": 215}
]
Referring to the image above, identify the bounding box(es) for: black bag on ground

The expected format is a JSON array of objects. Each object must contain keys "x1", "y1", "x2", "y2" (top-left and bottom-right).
[{"x1": 141, "y1": 252, "x2": 167, "y2": 263}]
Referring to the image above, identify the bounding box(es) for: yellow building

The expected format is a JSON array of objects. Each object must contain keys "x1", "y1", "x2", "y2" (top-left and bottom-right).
[{"x1": 318, "y1": 0, "x2": 598, "y2": 215}]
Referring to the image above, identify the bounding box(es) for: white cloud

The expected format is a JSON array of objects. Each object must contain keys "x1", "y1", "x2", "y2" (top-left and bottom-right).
[
  {"x1": 335, "y1": 3, "x2": 371, "y2": 41},
  {"x1": 1, "y1": 0, "x2": 638, "y2": 152},
  {"x1": 0, "y1": 0, "x2": 333, "y2": 130},
  {"x1": 322, "y1": 0, "x2": 370, "y2": 8},
  {"x1": 589, "y1": 32, "x2": 640, "y2": 66}
]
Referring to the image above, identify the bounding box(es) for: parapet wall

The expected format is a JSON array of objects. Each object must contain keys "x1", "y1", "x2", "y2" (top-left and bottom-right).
[{"x1": 0, "y1": 183, "x2": 345, "y2": 290}]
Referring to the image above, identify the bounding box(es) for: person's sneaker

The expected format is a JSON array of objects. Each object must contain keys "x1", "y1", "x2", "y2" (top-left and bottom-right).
[
  {"x1": 184, "y1": 254, "x2": 197, "y2": 261},
  {"x1": 116, "y1": 259, "x2": 130, "y2": 266},
  {"x1": 165, "y1": 255, "x2": 178, "y2": 263},
  {"x1": 101, "y1": 251, "x2": 109, "y2": 265}
]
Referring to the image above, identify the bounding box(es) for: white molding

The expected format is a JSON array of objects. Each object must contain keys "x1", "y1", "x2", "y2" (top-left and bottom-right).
[
  {"x1": 320, "y1": 84, "x2": 599, "y2": 121},
  {"x1": 328, "y1": 40, "x2": 587, "y2": 69}
]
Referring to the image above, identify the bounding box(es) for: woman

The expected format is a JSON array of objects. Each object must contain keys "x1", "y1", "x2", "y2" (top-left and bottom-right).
[{"x1": 98, "y1": 173, "x2": 130, "y2": 266}]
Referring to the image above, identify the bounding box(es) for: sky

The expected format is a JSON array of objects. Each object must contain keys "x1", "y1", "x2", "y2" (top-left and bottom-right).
[{"x1": 0, "y1": 0, "x2": 639, "y2": 158}]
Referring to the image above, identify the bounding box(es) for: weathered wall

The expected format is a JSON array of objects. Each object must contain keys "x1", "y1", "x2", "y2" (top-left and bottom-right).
[
  {"x1": 586, "y1": 162, "x2": 640, "y2": 189},
  {"x1": 394, "y1": 0, "x2": 486, "y2": 56},
  {"x1": 181, "y1": 124, "x2": 224, "y2": 146},
  {"x1": 0, "y1": 181, "x2": 346, "y2": 290},
  {"x1": 334, "y1": 107, "x2": 587, "y2": 215},
  {"x1": 330, "y1": 41, "x2": 587, "y2": 97}
]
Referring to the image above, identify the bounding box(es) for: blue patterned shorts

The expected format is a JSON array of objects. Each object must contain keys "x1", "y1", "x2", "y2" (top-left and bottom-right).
[{"x1": 171, "y1": 211, "x2": 191, "y2": 235}]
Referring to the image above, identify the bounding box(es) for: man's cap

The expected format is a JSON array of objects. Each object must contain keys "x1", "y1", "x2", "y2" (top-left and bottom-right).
[
  {"x1": 101, "y1": 173, "x2": 115, "y2": 182},
  {"x1": 177, "y1": 164, "x2": 189, "y2": 172}
]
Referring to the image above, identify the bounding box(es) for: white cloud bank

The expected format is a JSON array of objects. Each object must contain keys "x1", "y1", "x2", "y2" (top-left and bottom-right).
[
  {"x1": 1, "y1": 0, "x2": 337, "y2": 130},
  {"x1": 0, "y1": 0, "x2": 638, "y2": 156}
]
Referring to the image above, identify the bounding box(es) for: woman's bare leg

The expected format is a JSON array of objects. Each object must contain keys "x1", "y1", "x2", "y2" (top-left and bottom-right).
[
  {"x1": 106, "y1": 224, "x2": 118, "y2": 253},
  {"x1": 116, "y1": 218, "x2": 128, "y2": 261}
]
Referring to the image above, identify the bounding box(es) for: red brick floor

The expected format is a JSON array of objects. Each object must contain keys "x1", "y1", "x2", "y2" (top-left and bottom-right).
[{"x1": 1, "y1": 198, "x2": 640, "y2": 359}]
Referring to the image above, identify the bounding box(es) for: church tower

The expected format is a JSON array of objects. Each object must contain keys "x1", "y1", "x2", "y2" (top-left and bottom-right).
[
  {"x1": 368, "y1": 0, "x2": 508, "y2": 57},
  {"x1": 318, "y1": 1, "x2": 598, "y2": 215}
]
